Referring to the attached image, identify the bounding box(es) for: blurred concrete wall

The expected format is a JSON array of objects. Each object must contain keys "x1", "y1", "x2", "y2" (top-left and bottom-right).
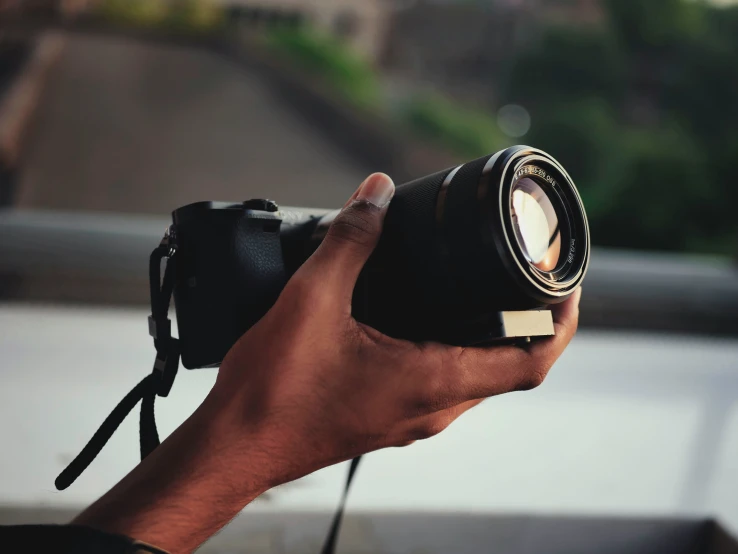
[{"x1": 12, "y1": 32, "x2": 369, "y2": 213}]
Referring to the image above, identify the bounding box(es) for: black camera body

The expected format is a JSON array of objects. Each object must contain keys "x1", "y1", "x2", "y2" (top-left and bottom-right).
[{"x1": 171, "y1": 146, "x2": 590, "y2": 369}]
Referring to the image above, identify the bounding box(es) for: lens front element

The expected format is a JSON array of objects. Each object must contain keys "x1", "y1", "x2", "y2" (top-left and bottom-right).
[{"x1": 511, "y1": 177, "x2": 561, "y2": 272}]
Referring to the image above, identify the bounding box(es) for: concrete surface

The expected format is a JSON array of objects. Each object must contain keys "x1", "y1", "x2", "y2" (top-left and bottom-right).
[{"x1": 1, "y1": 304, "x2": 737, "y2": 541}]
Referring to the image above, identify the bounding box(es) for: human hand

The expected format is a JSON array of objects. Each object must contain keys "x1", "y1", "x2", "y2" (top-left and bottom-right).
[
  {"x1": 209, "y1": 172, "x2": 581, "y2": 484},
  {"x1": 74, "y1": 173, "x2": 580, "y2": 553}
]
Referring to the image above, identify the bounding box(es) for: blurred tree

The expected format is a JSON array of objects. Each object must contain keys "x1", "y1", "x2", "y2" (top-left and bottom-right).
[
  {"x1": 605, "y1": 0, "x2": 708, "y2": 52},
  {"x1": 503, "y1": 0, "x2": 738, "y2": 255},
  {"x1": 401, "y1": 93, "x2": 510, "y2": 158},
  {"x1": 590, "y1": 124, "x2": 713, "y2": 252},
  {"x1": 506, "y1": 27, "x2": 626, "y2": 108},
  {"x1": 97, "y1": 0, "x2": 168, "y2": 27},
  {"x1": 525, "y1": 98, "x2": 619, "y2": 195},
  {"x1": 266, "y1": 27, "x2": 381, "y2": 110},
  {"x1": 166, "y1": 0, "x2": 224, "y2": 33},
  {"x1": 97, "y1": 0, "x2": 224, "y2": 34}
]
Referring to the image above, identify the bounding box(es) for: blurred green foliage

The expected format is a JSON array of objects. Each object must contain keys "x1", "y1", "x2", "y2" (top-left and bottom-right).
[
  {"x1": 97, "y1": 0, "x2": 168, "y2": 27},
  {"x1": 265, "y1": 28, "x2": 507, "y2": 157},
  {"x1": 97, "y1": 0, "x2": 224, "y2": 34},
  {"x1": 400, "y1": 93, "x2": 509, "y2": 158},
  {"x1": 97, "y1": 0, "x2": 737, "y2": 255},
  {"x1": 505, "y1": 0, "x2": 738, "y2": 255},
  {"x1": 265, "y1": 28, "x2": 381, "y2": 110}
]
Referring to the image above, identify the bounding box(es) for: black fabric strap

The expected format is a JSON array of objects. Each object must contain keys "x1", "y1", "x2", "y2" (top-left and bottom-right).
[
  {"x1": 320, "y1": 456, "x2": 362, "y2": 554},
  {"x1": 54, "y1": 374, "x2": 159, "y2": 490},
  {"x1": 55, "y1": 243, "x2": 178, "y2": 490},
  {"x1": 140, "y1": 387, "x2": 160, "y2": 460}
]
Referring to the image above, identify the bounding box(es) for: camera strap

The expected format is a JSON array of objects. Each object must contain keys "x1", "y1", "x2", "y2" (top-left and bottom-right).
[
  {"x1": 320, "y1": 455, "x2": 362, "y2": 554},
  {"x1": 55, "y1": 238, "x2": 180, "y2": 490}
]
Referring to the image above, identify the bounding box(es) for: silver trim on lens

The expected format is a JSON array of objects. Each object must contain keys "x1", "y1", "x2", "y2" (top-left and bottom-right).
[{"x1": 497, "y1": 153, "x2": 589, "y2": 297}]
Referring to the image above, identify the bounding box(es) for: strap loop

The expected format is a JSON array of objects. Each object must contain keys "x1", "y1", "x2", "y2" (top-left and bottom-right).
[
  {"x1": 148, "y1": 315, "x2": 170, "y2": 340},
  {"x1": 151, "y1": 338, "x2": 180, "y2": 398}
]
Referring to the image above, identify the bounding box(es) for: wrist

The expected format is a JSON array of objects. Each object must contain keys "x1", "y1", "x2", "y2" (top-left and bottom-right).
[
  {"x1": 198, "y1": 384, "x2": 311, "y2": 489},
  {"x1": 74, "y1": 394, "x2": 278, "y2": 553}
]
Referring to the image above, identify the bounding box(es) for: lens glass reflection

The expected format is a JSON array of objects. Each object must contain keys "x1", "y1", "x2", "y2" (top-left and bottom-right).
[{"x1": 511, "y1": 177, "x2": 561, "y2": 272}]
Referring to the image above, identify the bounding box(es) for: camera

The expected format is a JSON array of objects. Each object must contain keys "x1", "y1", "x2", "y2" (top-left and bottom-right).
[
  {"x1": 170, "y1": 145, "x2": 590, "y2": 369},
  {"x1": 54, "y1": 145, "x2": 591, "y2": 490}
]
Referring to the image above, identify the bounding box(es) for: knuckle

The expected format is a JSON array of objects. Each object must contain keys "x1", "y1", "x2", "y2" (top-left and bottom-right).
[
  {"x1": 558, "y1": 316, "x2": 579, "y2": 340},
  {"x1": 516, "y1": 364, "x2": 549, "y2": 391},
  {"x1": 412, "y1": 371, "x2": 449, "y2": 415},
  {"x1": 403, "y1": 344, "x2": 459, "y2": 416},
  {"x1": 557, "y1": 304, "x2": 580, "y2": 340},
  {"x1": 410, "y1": 415, "x2": 453, "y2": 441},
  {"x1": 325, "y1": 203, "x2": 379, "y2": 248}
]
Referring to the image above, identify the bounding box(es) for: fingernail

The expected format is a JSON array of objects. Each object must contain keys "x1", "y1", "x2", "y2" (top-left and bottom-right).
[
  {"x1": 574, "y1": 287, "x2": 583, "y2": 305},
  {"x1": 357, "y1": 173, "x2": 394, "y2": 208}
]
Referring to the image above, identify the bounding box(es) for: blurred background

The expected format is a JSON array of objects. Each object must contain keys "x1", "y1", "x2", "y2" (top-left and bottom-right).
[{"x1": 1, "y1": 0, "x2": 738, "y2": 552}]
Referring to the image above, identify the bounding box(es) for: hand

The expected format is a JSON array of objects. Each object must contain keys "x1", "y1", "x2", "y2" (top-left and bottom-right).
[
  {"x1": 212, "y1": 172, "x2": 581, "y2": 480},
  {"x1": 74, "y1": 173, "x2": 580, "y2": 553}
]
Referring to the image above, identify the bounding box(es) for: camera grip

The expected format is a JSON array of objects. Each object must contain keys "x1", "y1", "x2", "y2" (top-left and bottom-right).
[{"x1": 174, "y1": 211, "x2": 287, "y2": 369}]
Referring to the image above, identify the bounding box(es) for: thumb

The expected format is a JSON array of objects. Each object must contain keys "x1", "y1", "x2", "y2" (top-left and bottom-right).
[{"x1": 305, "y1": 173, "x2": 395, "y2": 301}]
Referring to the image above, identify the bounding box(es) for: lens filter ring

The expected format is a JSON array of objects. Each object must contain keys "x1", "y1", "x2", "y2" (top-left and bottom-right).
[
  {"x1": 477, "y1": 147, "x2": 590, "y2": 300},
  {"x1": 503, "y1": 152, "x2": 589, "y2": 295}
]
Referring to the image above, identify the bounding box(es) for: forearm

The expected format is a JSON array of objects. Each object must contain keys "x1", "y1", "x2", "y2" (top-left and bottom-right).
[{"x1": 73, "y1": 395, "x2": 280, "y2": 553}]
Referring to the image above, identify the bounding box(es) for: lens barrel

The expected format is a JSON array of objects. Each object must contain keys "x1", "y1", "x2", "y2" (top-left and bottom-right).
[{"x1": 346, "y1": 145, "x2": 589, "y2": 342}]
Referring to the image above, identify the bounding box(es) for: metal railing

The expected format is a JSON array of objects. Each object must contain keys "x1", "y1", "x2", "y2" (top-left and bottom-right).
[{"x1": 2, "y1": 208, "x2": 737, "y2": 336}]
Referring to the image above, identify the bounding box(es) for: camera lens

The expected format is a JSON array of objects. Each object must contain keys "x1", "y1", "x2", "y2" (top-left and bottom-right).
[
  {"x1": 423, "y1": 146, "x2": 588, "y2": 311},
  {"x1": 301, "y1": 146, "x2": 589, "y2": 343},
  {"x1": 510, "y1": 177, "x2": 563, "y2": 272}
]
